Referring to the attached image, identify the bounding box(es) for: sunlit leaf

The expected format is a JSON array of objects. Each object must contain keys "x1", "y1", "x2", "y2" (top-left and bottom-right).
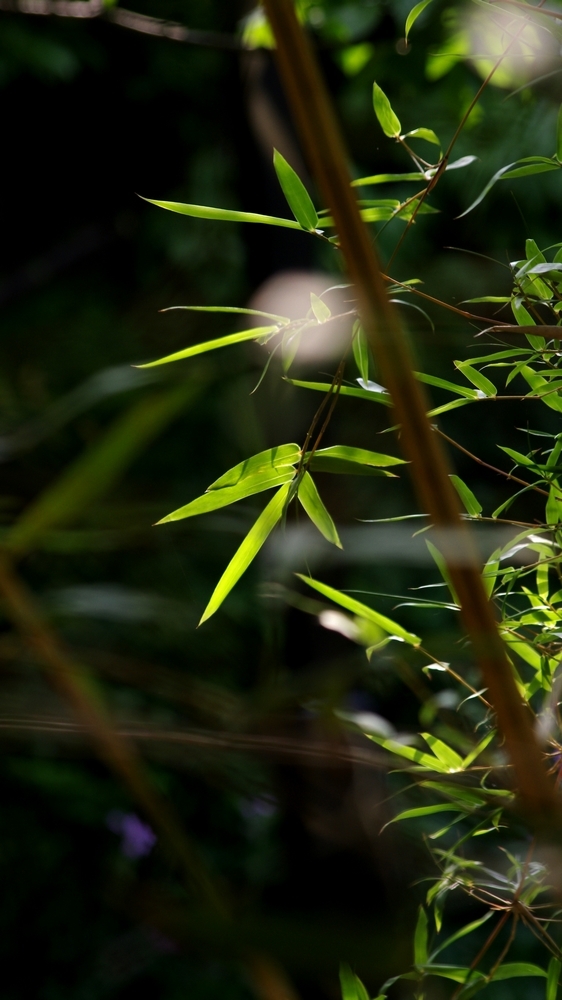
[
  {"x1": 199, "y1": 482, "x2": 291, "y2": 624},
  {"x1": 141, "y1": 196, "x2": 303, "y2": 230},
  {"x1": 297, "y1": 575, "x2": 421, "y2": 645},
  {"x1": 547, "y1": 957, "x2": 560, "y2": 1000},
  {"x1": 286, "y1": 377, "x2": 392, "y2": 406},
  {"x1": 298, "y1": 472, "x2": 341, "y2": 547},
  {"x1": 454, "y1": 362, "x2": 496, "y2": 396},
  {"x1": 273, "y1": 149, "x2": 319, "y2": 231},
  {"x1": 373, "y1": 81, "x2": 401, "y2": 138},
  {"x1": 307, "y1": 445, "x2": 406, "y2": 468},
  {"x1": 415, "y1": 372, "x2": 479, "y2": 399},
  {"x1": 209, "y1": 444, "x2": 300, "y2": 489},
  {"x1": 137, "y1": 326, "x2": 278, "y2": 368},
  {"x1": 339, "y1": 964, "x2": 370, "y2": 1000},
  {"x1": 157, "y1": 468, "x2": 294, "y2": 524},
  {"x1": 421, "y1": 734, "x2": 464, "y2": 771},
  {"x1": 161, "y1": 304, "x2": 290, "y2": 323},
  {"x1": 367, "y1": 735, "x2": 452, "y2": 772},
  {"x1": 404, "y1": 127, "x2": 440, "y2": 147}
]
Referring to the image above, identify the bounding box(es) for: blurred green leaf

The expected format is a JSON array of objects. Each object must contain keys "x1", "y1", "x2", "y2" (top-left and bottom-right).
[
  {"x1": 352, "y1": 323, "x2": 370, "y2": 383},
  {"x1": 547, "y1": 957, "x2": 560, "y2": 1000},
  {"x1": 404, "y1": 127, "x2": 440, "y2": 147},
  {"x1": 6, "y1": 384, "x2": 199, "y2": 556},
  {"x1": 162, "y1": 305, "x2": 290, "y2": 323},
  {"x1": 273, "y1": 149, "x2": 318, "y2": 231},
  {"x1": 414, "y1": 907, "x2": 429, "y2": 966},
  {"x1": 310, "y1": 292, "x2": 331, "y2": 323},
  {"x1": 199, "y1": 482, "x2": 291, "y2": 624},
  {"x1": 454, "y1": 362, "x2": 496, "y2": 396}
]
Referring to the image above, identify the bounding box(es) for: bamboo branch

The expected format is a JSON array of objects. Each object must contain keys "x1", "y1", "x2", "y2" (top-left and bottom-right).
[{"x1": 262, "y1": 0, "x2": 557, "y2": 822}]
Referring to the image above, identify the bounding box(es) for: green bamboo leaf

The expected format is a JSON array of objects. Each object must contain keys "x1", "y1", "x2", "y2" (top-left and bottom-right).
[
  {"x1": 373, "y1": 81, "x2": 401, "y2": 138},
  {"x1": 209, "y1": 444, "x2": 300, "y2": 489},
  {"x1": 298, "y1": 472, "x2": 341, "y2": 547},
  {"x1": 273, "y1": 149, "x2": 319, "y2": 231},
  {"x1": 420, "y1": 781, "x2": 488, "y2": 806},
  {"x1": 386, "y1": 804, "x2": 465, "y2": 828},
  {"x1": 427, "y1": 398, "x2": 476, "y2": 417},
  {"x1": 297, "y1": 575, "x2": 421, "y2": 645},
  {"x1": 199, "y1": 482, "x2": 291, "y2": 624},
  {"x1": 157, "y1": 469, "x2": 294, "y2": 524},
  {"x1": 454, "y1": 362, "x2": 496, "y2": 396},
  {"x1": 547, "y1": 957, "x2": 560, "y2": 1000},
  {"x1": 449, "y1": 475, "x2": 482, "y2": 516},
  {"x1": 161, "y1": 304, "x2": 290, "y2": 323},
  {"x1": 404, "y1": 127, "x2": 440, "y2": 147},
  {"x1": 308, "y1": 445, "x2": 406, "y2": 468},
  {"x1": 352, "y1": 323, "x2": 370, "y2": 383},
  {"x1": 414, "y1": 906, "x2": 429, "y2": 967},
  {"x1": 5, "y1": 384, "x2": 198, "y2": 556},
  {"x1": 498, "y1": 446, "x2": 538, "y2": 468},
  {"x1": 285, "y1": 378, "x2": 393, "y2": 406},
  {"x1": 352, "y1": 171, "x2": 427, "y2": 186},
  {"x1": 366, "y1": 735, "x2": 452, "y2": 771},
  {"x1": 339, "y1": 964, "x2": 370, "y2": 1000},
  {"x1": 415, "y1": 372, "x2": 479, "y2": 399},
  {"x1": 426, "y1": 540, "x2": 459, "y2": 605},
  {"x1": 462, "y1": 730, "x2": 495, "y2": 768},
  {"x1": 423, "y1": 966, "x2": 484, "y2": 984},
  {"x1": 136, "y1": 326, "x2": 278, "y2": 368},
  {"x1": 430, "y1": 914, "x2": 493, "y2": 962},
  {"x1": 421, "y1": 734, "x2": 463, "y2": 771},
  {"x1": 546, "y1": 483, "x2": 562, "y2": 525},
  {"x1": 458, "y1": 159, "x2": 560, "y2": 218},
  {"x1": 405, "y1": 0, "x2": 434, "y2": 40},
  {"x1": 141, "y1": 196, "x2": 303, "y2": 230},
  {"x1": 310, "y1": 292, "x2": 331, "y2": 323},
  {"x1": 491, "y1": 963, "x2": 546, "y2": 981}
]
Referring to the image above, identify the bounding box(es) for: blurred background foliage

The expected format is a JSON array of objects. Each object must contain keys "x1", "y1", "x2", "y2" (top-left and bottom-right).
[{"x1": 1, "y1": 1, "x2": 562, "y2": 997}]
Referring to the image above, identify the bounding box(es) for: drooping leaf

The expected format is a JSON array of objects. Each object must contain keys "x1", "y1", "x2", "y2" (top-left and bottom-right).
[
  {"x1": 141, "y1": 196, "x2": 303, "y2": 230},
  {"x1": 285, "y1": 378, "x2": 392, "y2": 406},
  {"x1": 462, "y1": 730, "x2": 495, "y2": 768},
  {"x1": 454, "y1": 361, "x2": 496, "y2": 396},
  {"x1": 490, "y1": 963, "x2": 547, "y2": 981},
  {"x1": 373, "y1": 81, "x2": 401, "y2": 138},
  {"x1": 339, "y1": 964, "x2": 370, "y2": 1000},
  {"x1": 429, "y1": 914, "x2": 493, "y2": 962},
  {"x1": 157, "y1": 469, "x2": 295, "y2": 524},
  {"x1": 273, "y1": 149, "x2": 319, "y2": 231},
  {"x1": 386, "y1": 804, "x2": 466, "y2": 828},
  {"x1": 199, "y1": 482, "x2": 291, "y2": 624},
  {"x1": 298, "y1": 472, "x2": 342, "y2": 547},
  {"x1": 367, "y1": 735, "x2": 453, "y2": 772},
  {"x1": 458, "y1": 158, "x2": 560, "y2": 218},
  {"x1": 405, "y1": 0, "x2": 435, "y2": 40},
  {"x1": 136, "y1": 326, "x2": 278, "y2": 368},
  {"x1": 449, "y1": 475, "x2": 482, "y2": 516},
  {"x1": 297, "y1": 575, "x2": 421, "y2": 645},
  {"x1": 415, "y1": 372, "x2": 479, "y2": 399},
  {"x1": 352, "y1": 323, "x2": 370, "y2": 383},
  {"x1": 209, "y1": 444, "x2": 300, "y2": 489}
]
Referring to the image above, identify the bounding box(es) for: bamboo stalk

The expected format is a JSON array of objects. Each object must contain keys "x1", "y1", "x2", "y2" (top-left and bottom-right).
[{"x1": 262, "y1": 0, "x2": 556, "y2": 821}]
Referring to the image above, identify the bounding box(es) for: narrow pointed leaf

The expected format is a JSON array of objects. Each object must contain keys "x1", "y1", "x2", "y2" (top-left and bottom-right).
[
  {"x1": 157, "y1": 469, "x2": 294, "y2": 524},
  {"x1": 137, "y1": 326, "x2": 278, "y2": 368},
  {"x1": 547, "y1": 957, "x2": 560, "y2": 1000},
  {"x1": 307, "y1": 445, "x2": 406, "y2": 468},
  {"x1": 373, "y1": 81, "x2": 401, "y2": 138},
  {"x1": 209, "y1": 444, "x2": 300, "y2": 489},
  {"x1": 310, "y1": 292, "x2": 331, "y2": 323},
  {"x1": 298, "y1": 472, "x2": 342, "y2": 547},
  {"x1": 421, "y1": 733, "x2": 464, "y2": 770},
  {"x1": 405, "y1": 0, "x2": 434, "y2": 40},
  {"x1": 352, "y1": 323, "x2": 370, "y2": 383},
  {"x1": 142, "y1": 196, "x2": 303, "y2": 230},
  {"x1": 454, "y1": 362, "x2": 496, "y2": 396},
  {"x1": 404, "y1": 127, "x2": 440, "y2": 147},
  {"x1": 285, "y1": 378, "x2": 392, "y2": 405},
  {"x1": 449, "y1": 475, "x2": 482, "y2": 516},
  {"x1": 430, "y1": 914, "x2": 493, "y2": 961},
  {"x1": 366, "y1": 735, "x2": 452, "y2": 771},
  {"x1": 199, "y1": 482, "x2": 291, "y2": 624},
  {"x1": 162, "y1": 304, "x2": 290, "y2": 323},
  {"x1": 386, "y1": 804, "x2": 465, "y2": 828},
  {"x1": 415, "y1": 372, "x2": 479, "y2": 399},
  {"x1": 461, "y1": 730, "x2": 495, "y2": 768},
  {"x1": 297, "y1": 575, "x2": 421, "y2": 644},
  {"x1": 273, "y1": 149, "x2": 318, "y2": 231}
]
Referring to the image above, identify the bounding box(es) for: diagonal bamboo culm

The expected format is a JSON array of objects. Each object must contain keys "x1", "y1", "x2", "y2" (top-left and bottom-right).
[{"x1": 262, "y1": 0, "x2": 557, "y2": 821}]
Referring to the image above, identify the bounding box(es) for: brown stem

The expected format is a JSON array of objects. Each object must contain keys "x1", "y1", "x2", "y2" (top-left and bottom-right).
[{"x1": 434, "y1": 426, "x2": 550, "y2": 497}]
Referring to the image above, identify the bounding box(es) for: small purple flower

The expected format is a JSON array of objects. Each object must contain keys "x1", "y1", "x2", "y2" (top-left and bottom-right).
[{"x1": 106, "y1": 810, "x2": 157, "y2": 859}]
